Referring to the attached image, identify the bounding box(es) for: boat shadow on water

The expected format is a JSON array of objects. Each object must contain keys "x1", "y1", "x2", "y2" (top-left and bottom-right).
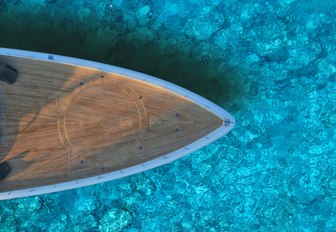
[{"x1": 0, "y1": 9, "x2": 246, "y2": 111}]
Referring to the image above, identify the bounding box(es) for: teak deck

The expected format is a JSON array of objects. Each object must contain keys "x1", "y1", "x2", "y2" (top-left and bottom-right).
[{"x1": 0, "y1": 54, "x2": 230, "y2": 196}]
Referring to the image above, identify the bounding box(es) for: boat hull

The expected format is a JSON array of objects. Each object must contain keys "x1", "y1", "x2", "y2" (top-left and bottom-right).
[{"x1": 0, "y1": 48, "x2": 235, "y2": 200}]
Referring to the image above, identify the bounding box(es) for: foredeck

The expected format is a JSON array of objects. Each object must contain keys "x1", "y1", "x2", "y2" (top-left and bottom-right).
[{"x1": 0, "y1": 55, "x2": 223, "y2": 193}]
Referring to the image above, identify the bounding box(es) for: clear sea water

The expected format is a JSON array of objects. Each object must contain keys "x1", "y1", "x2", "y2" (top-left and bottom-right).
[{"x1": 0, "y1": 0, "x2": 335, "y2": 231}]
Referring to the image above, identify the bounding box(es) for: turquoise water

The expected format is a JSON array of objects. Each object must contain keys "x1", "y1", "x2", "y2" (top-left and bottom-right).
[{"x1": 0, "y1": 0, "x2": 336, "y2": 231}]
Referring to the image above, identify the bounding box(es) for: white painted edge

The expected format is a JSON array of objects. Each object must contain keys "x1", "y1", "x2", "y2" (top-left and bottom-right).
[{"x1": 0, "y1": 47, "x2": 235, "y2": 200}]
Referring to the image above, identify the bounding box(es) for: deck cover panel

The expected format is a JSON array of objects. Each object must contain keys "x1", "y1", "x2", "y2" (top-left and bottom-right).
[{"x1": 0, "y1": 56, "x2": 222, "y2": 192}]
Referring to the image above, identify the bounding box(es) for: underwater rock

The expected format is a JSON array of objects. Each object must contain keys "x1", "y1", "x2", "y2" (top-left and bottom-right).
[
  {"x1": 259, "y1": 47, "x2": 290, "y2": 62},
  {"x1": 185, "y1": 19, "x2": 214, "y2": 41},
  {"x1": 99, "y1": 208, "x2": 133, "y2": 230},
  {"x1": 288, "y1": 62, "x2": 319, "y2": 78},
  {"x1": 249, "y1": 82, "x2": 259, "y2": 96}
]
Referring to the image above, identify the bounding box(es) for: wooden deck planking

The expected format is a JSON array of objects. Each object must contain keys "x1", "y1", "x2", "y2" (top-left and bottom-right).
[{"x1": 0, "y1": 55, "x2": 222, "y2": 192}]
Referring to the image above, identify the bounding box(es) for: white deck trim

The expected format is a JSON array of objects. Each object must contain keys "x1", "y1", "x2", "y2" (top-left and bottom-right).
[{"x1": 0, "y1": 48, "x2": 235, "y2": 200}]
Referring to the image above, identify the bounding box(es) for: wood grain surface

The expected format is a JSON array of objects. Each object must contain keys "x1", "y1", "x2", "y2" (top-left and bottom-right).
[{"x1": 0, "y1": 55, "x2": 222, "y2": 192}]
